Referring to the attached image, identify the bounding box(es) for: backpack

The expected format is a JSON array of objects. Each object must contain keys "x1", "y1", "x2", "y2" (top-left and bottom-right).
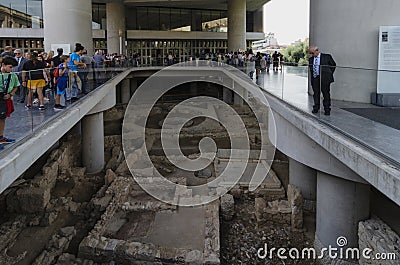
[{"x1": 52, "y1": 67, "x2": 59, "y2": 86}]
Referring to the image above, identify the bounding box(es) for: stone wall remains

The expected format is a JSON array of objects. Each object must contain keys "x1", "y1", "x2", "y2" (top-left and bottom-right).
[
  {"x1": 359, "y1": 217, "x2": 400, "y2": 265},
  {"x1": 255, "y1": 184, "x2": 303, "y2": 230},
  {"x1": 6, "y1": 136, "x2": 81, "y2": 214}
]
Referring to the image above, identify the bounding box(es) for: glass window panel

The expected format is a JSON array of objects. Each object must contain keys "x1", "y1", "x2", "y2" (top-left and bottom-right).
[
  {"x1": 125, "y1": 7, "x2": 137, "y2": 30},
  {"x1": 27, "y1": 0, "x2": 43, "y2": 28},
  {"x1": 201, "y1": 10, "x2": 211, "y2": 31},
  {"x1": 191, "y1": 10, "x2": 202, "y2": 31},
  {"x1": 170, "y1": 8, "x2": 181, "y2": 30},
  {"x1": 147, "y1": 8, "x2": 160, "y2": 30},
  {"x1": 180, "y1": 10, "x2": 191, "y2": 31},
  {"x1": 246, "y1": 11, "x2": 254, "y2": 32},
  {"x1": 211, "y1": 10, "x2": 220, "y2": 21},
  {"x1": 137, "y1": 7, "x2": 148, "y2": 30},
  {"x1": 159, "y1": 8, "x2": 170, "y2": 31},
  {"x1": 0, "y1": 0, "x2": 43, "y2": 28},
  {"x1": 92, "y1": 3, "x2": 106, "y2": 29}
]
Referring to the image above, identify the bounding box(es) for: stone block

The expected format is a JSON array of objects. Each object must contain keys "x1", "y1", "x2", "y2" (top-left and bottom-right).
[
  {"x1": 186, "y1": 250, "x2": 203, "y2": 264},
  {"x1": 287, "y1": 184, "x2": 303, "y2": 206},
  {"x1": 220, "y1": 194, "x2": 234, "y2": 221},
  {"x1": 115, "y1": 159, "x2": 130, "y2": 174},
  {"x1": 68, "y1": 201, "x2": 81, "y2": 213},
  {"x1": 287, "y1": 184, "x2": 303, "y2": 229},
  {"x1": 291, "y1": 205, "x2": 303, "y2": 229},
  {"x1": 60, "y1": 226, "x2": 76, "y2": 237},
  {"x1": 229, "y1": 188, "x2": 242, "y2": 199},
  {"x1": 255, "y1": 197, "x2": 266, "y2": 222},
  {"x1": 216, "y1": 187, "x2": 227, "y2": 196},
  {"x1": 105, "y1": 157, "x2": 119, "y2": 171},
  {"x1": 105, "y1": 169, "x2": 117, "y2": 186},
  {"x1": 104, "y1": 135, "x2": 122, "y2": 150},
  {"x1": 359, "y1": 217, "x2": 400, "y2": 265},
  {"x1": 67, "y1": 167, "x2": 86, "y2": 178},
  {"x1": 41, "y1": 211, "x2": 58, "y2": 226},
  {"x1": 42, "y1": 161, "x2": 59, "y2": 180},
  {"x1": 57, "y1": 253, "x2": 76, "y2": 265},
  {"x1": 16, "y1": 186, "x2": 51, "y2": 213},
  {"x1": 204, "y1": 253, "x2": 220, "y2": 265}
]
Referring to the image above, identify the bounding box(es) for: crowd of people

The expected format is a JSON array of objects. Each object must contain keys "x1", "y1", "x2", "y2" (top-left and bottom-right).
[
  {"x1": 0, "y1": 43, "x2": 124, "y2": 149},
  {"x1": 0, "y1": 44, "x2": 125, "y2": 112},
  {"x1": 0, "y1": 43, "x2": 320, "y2": 149},
  {"x1": 189, "y1": 50, "x2": 284, "y2": 79}
]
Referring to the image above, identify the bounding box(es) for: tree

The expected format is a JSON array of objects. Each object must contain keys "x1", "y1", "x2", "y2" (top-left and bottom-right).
[{"x1": 283, "y1": 40, "x2": 309, "y2": 66}]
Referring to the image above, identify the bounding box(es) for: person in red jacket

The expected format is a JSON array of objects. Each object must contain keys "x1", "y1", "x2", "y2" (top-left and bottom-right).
[{"x1": 0, "y1": 56, "x2": 20, "y2": 149}]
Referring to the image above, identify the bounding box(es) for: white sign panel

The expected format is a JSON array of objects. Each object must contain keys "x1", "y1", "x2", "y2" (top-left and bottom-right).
[
  {"x1": 50, "y1": 44, "x2": 71, "y2": 55},
  {"x1": 377, "y1": 26, "x2": 400, "y2": 94}
]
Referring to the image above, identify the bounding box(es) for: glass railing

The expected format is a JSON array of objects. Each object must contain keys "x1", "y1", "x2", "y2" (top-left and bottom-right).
[
  {"x1": 4, "y1": 60, "x2": 398, "y2": 166},
  {"x1": 249, "y1": 63, "x2": 400, "y2": 166},
  {"x1": 0, "y1": 66, "x2": 127, "y2": 153}
]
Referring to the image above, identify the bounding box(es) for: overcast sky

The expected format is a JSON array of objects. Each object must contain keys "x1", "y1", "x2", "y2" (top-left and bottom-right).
[{"x1": 264, "y1": 0, "x2": 310, "y2": 45}]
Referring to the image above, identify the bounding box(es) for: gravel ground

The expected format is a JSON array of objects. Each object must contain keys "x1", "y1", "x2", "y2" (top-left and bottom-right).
[{"x1": 220, "y1": 197, "x2": 318, "y2": 265}]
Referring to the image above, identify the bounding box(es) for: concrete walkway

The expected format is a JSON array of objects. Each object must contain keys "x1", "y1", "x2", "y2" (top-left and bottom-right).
[
  {"x1": 1, "y1": 69, "x2": 124, "y2": 157},
  {"x1": 1, "y1": 64, "x2": 398, "y2": 184}
]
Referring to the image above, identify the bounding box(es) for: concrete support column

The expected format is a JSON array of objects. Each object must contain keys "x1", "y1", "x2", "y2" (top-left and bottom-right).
[
  {"x1": 130, "y1": 79, "x2": 138, "y2": 96},
  {"x1": 43, "y1": 0, "x2": 93, "y2": 55},
  {"x1": 121, "y1": 79, "x2": 131, "y2": 104},
  {"x1": 228, "y1": 0, "x2": 246, "y2": 52},
  {"x1": 233, "y1": 91, "x2": 244, "y2": 106},
  {"x1": 106, "y1": 1, "x2": 126, "y2": 55},
  {"x1": 223, "y1": 88, "x2": 233, "y2": 104},
  {"x1": 315, "y1": 172, "x2": 370, "y2": 262},
  {"x1": 253, "y1": 7, "x2": 264, "y2": 33},
  {"x1": 190, "y1": 83, "x2": 198, "y2": 96},
  {"x1": 289, "y1": 158, "x2": 317, "y2": 202},
  {"x1": 82, "y1": 112, "x2": 104, "y2": 174},
  {"x1": 233, "y1": 81, "x2": 246, "y2": 106},
  {"x1": 70, "y1": 121, "x2": 82, "y2": 137}
]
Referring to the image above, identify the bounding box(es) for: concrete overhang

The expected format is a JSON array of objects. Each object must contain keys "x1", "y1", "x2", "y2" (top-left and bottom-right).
[
  {"x1": 93, "y1": 0, "x2": 270, "y2": 11},
  {"x1": 265, "y1": 93, "x2": 400, "y2": 206},
  {"x1": 127, "y1": 30, "x2": 264, "y2": 40},
  {"x1": 0, "y1": 28, "x2": 44, "y2": 38},
  {"x1": 0, "y1": 67, "x2": 161, "y2": 194}
]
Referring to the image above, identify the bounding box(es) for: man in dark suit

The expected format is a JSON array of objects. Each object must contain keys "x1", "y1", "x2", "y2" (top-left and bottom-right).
[
  {"x1": 13, "y1": 49, "x2": 28, "y2": 103},
  {"x1": 309, "y1": 46, "x2": 336, "y2": 115}
]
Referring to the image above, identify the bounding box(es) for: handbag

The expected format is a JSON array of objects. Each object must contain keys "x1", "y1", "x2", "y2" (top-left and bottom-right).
[{"x1": 0, "y1": 74, "x2": 12, "y2": 119}]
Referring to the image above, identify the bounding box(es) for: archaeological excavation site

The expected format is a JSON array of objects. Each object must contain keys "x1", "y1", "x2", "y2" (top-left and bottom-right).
[
  {"x1": 0, "y1": 75, "x2": 398, "y2": 265},
  {"x1": 0, "y1": 80, "x2": 315, "y2": 265}
]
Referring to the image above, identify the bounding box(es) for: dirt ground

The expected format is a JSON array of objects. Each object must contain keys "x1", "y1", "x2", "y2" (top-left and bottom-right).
[{"x1": 220, "y1": 197, "x2": 318, "y2": 265}]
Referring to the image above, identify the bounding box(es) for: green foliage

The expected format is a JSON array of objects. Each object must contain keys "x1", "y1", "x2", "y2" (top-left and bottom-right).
[
  {"x1": 283, "y1": 41, "x2": 309, "y2": 66},
  {"x1": 298, "y1": 58, "x2": 308, "y2": 66}
]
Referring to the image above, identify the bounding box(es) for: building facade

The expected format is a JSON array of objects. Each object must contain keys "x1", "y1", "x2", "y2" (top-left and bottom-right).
[{"x1": 0, "y1": 0, "x2": 267, "y2": 65}]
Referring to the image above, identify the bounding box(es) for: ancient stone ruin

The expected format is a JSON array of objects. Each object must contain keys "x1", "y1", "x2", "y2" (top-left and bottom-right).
[{"x1": 0, "y1": 102, "x2": 399, "y2": 265}]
